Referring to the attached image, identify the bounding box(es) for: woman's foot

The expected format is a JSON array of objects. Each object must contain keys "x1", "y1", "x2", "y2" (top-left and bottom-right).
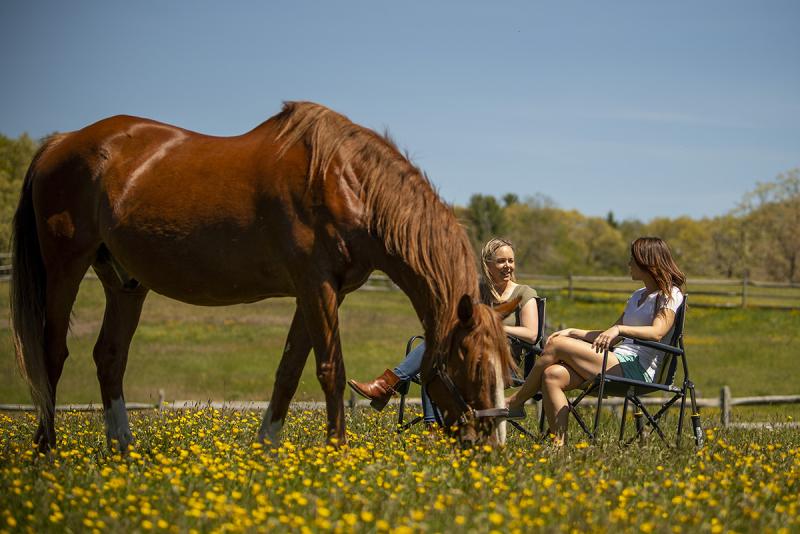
[{"x1": 347, "y1": 369, "x2": 401, "y2": 411}]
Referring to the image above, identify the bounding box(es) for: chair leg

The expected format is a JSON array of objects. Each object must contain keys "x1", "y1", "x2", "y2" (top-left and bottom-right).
[
  {"x1": 398, "y1": 415, "x2": 423, "y2": 433},
  {"x1": 569, "y1": 401, "x2": 594, "y2": 441},
  {"x1": 538, "y1": 400, "x2": 546, "y2": 435},
  {"x1": 509, "y1": 420, "x2": 539, "y2": 439},
  {"x1": 619, "y1": 397, "x2": 629, "y2": 442},
  {"x1": 687, "y1": 381, "x2": 704, "y2": 447},
  {"x1": 630, "y1": 399, "x2": 670, "y2": 444},
  {"x1": 676, "y1": 388, "x2": 688, "y2": 448},
  {"x1": 634, "y1": 409, "x2": 645, "y2": 444},
  {"x1": 592, "y1": 380, "x2": 606, "y2": 443},
  {"x1": 397, "y1": 391, "x2": 407, "y2": 429}
]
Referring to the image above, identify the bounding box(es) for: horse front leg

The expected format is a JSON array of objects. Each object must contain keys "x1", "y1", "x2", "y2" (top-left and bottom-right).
[
  {"x1": 258, "y1": 307, "x2": 312, "y2": 446},
  {"x1": 297, "y1": 281, "x2": 347, "y2": 446}
]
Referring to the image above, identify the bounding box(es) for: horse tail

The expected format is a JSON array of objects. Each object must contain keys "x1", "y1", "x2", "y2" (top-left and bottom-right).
[{"x1": 10, "y1": 136, "x2": 62, "y2": 411}]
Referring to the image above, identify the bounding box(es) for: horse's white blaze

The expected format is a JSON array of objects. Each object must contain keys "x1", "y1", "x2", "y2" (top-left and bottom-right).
[
  {"x1": 104, "y1": 397, "x2": 133, "y2": 449},
  {"x1": 493, "y1": 356, "x2": 507, "y2": 445},
  {"x1": 257, "y1": 406, "x2": 284, "y2": 447}
]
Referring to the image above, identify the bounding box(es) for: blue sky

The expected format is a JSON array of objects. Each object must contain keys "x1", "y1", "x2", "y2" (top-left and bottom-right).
[{"x1": 1, "y1": 1, "x2": 798, "y2": 221}]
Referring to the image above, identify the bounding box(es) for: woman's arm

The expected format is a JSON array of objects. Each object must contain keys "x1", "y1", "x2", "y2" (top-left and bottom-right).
[
  {"x1": 617, "y1": 309, "x2": 676, "y2": 341},
  {"x1": 591, "y1": 309, "x2": 676, "y2": 353},
  {"x1": 551, "y1": 313, "x2": 624, "y2": 343},
  {"x1": 503, "y1": 298, "x2": 538, "y2": 344}
]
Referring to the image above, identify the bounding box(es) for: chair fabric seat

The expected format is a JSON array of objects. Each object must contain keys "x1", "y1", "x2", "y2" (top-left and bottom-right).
[{"x1": 579, "y1": 375, "x2": 682, "y2": 397}]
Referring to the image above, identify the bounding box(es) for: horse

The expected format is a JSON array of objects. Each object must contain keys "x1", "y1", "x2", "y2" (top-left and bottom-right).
[{"x1": 10, "y1": 101, "x2": 515, "y2": 452}]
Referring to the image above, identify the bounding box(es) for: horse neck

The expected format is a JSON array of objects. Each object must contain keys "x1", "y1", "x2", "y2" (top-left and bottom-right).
[{"x1": 375, "y1": 247, "x2": 477, "y2": 351}]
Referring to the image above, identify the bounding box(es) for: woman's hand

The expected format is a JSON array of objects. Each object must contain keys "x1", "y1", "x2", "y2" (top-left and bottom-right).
[
  {"x1": 547, "y1": 328, "x2": 575, "y2": 342},
  {"x1": 591, "y1": 325, "x2": 620, "y2": 353}
]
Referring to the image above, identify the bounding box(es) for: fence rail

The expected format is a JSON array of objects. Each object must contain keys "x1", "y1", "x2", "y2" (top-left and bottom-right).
[
  {"x1": 363, "y1": 272, "x2": 800, "y2": 310},
  {"x1": 2, "y1": 386, "x2": 797, "y2": 430},
  {"x1": 1, "y1": 258, "x2": 798, "y2": 309}
]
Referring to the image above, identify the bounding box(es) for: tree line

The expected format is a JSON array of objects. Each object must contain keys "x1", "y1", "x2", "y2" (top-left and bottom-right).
[{"x1": 1, "y1": 133, "x2": 798, "y2": 282}]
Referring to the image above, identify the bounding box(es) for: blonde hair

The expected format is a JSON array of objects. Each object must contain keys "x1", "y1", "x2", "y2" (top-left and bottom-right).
[{"x1": 480, "y1": 237, "x2": 515, "y2": 302}]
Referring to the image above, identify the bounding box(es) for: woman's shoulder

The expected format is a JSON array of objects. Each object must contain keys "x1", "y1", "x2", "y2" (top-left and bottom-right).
[
  {"x1": 512, "y1": 283, "x2": 538, "y2": 301},
  {"x1": 666, "y1": 286, "x2": 684, "y2": 309}
]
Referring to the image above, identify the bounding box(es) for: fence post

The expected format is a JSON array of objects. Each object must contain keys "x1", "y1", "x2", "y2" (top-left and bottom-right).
[
  {"x1": 741, "y1": 272, "x2": 748, "y2": 308},
  {"x1": 568, "y1": 273, "x2": 573, "y2": 300},
  {"x1": 720, "y1": 386, "x2": 731, "y2": 427}
]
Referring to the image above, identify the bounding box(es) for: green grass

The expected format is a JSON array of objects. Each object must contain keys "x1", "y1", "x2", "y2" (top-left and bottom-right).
[
  {"x1": 2, "y1": 280, "x2": 799, "y2": 532},
  {"x1": 1, "y1": 280, "x2": 799, "y2": 413},
  {"x1": 0, "y1": 408, "x2": 798, "y2": 533}
]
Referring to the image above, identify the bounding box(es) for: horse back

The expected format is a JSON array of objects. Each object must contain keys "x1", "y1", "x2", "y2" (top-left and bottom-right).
[{"x1": 30, "y1": 114, "x2": 370, "y2": 304}]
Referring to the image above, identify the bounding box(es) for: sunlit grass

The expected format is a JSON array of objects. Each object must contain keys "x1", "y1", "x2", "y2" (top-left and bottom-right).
[{"x1": 1, "y1": 407, "x2": 798, "y2": 533}]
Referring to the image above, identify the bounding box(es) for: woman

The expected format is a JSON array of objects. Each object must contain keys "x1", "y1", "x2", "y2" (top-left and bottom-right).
[
  {"x1": 507, "y1": 237, "x2": 685, "y2": 446},
  {"x1": 347, "y1": 237, "x2": 539, "y2": 423}
]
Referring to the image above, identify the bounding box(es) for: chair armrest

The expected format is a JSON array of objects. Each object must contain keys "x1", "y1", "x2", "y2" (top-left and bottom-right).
[
  {"x1": 507, "y1": 334, "x2": 536, "y2": 351},
  {"x1": 617, "y1": 336, "x2": 684, "y2": 355}
]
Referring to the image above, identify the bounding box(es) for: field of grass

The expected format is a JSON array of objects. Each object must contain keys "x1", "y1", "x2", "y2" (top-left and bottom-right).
[
  {"x1": 2, "y1": 279, "x2": 799, "y2": 413},
  {"x1": 1, "y1": 407, "x2": 798, "y2": 533},
  {"x1": 2, "y1": 279, "x2": 799, "y2": 532}
]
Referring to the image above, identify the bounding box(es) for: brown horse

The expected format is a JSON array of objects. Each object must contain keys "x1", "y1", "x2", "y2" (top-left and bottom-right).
[{"x1": 10, "y1": 102, "x2": 515, "y2": 452}]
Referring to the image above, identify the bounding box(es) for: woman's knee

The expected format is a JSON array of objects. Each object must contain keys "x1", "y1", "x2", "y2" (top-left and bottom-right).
[
  {"x1": 543, "y1": 335, "x2": 569, "y2": 356},
  {"x1": 542, "y1": 365, "x2": 569, "y2": 388}
]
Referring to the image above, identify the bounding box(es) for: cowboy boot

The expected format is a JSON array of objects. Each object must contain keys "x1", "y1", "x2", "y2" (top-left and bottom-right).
[{"x1": 347, "y1": 369, "x2": 401, "y2": 411}]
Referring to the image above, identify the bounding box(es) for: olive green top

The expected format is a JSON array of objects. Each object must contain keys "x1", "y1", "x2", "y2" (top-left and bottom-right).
[
  {"x1": 494, "y1": 284, "x2": 538, "y2": 327},
  {"x1": 491, "y1": 283, "x2": 538, "y2": 363}
]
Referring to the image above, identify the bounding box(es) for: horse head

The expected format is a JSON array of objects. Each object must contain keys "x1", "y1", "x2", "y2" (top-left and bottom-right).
[{"x1": 423, "y1": 295, "x2": 518, "y2": 447}]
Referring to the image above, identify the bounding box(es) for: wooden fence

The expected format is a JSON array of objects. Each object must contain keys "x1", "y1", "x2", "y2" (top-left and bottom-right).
[
  {"x1": 2, "y1": 252, "x2": 798, "y2": 309},
  {"x1": 362, "y1": 271, "x2": 800, "y2": 310},
  {"x1": 2, "y1": 387, "x2": 798, "y2": 430}
]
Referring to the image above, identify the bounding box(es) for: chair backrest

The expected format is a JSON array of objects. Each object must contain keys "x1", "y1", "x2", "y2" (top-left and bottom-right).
[
  {"x1": 533, "y1": 297, "x2": 546, "y2": 346},
  {"x1": 653, "y1": 293, "x2": 688, "y2": 386}
]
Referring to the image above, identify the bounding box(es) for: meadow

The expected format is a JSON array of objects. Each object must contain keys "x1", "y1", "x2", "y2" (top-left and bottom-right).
[
  {"x1": 2, "y1": 279, "x2": 799, "y2": 406},
  {"x1": 1, "y1": 408, "x2": 798, "y2": 533},
  {"x1": 1, "y1": 279, "x2": 799, "y2": 533}
]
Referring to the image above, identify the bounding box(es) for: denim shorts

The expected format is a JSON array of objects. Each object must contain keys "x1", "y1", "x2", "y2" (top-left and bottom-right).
[{"x1": 613, "y1": 351, "x2": 651, "y2": 383}]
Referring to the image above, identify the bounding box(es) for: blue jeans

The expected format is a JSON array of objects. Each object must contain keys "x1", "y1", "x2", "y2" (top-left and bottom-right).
[{"x1": 393, "y1": 342, "x2": 439, "y2": 423}]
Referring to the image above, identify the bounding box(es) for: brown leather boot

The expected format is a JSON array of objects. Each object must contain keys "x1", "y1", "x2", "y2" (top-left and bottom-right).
[{"x1": 347, "y1": 369, "x2": 401, "y2": 411}]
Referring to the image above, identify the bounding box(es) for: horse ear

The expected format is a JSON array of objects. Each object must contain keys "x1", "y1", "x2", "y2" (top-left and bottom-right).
[
  {"x1": 493, "y1": 296, "x2": 521, "y2": 320},
  {"x1": 457, "y1": 294, "x2": 475, "y2": 327}
]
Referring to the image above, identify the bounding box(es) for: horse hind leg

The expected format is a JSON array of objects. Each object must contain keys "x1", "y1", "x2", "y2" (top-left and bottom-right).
[
  {"x1": 92, "y1": 259, "x2": 148, "y2": 452},
  {"x1": 34, "y1": 256, "x2": 95, "y2": 451}
]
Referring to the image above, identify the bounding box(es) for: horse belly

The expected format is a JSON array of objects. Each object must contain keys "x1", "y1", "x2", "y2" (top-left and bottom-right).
[{"x1": 105, "y1": 227, "x2": 295, "y2": 306}]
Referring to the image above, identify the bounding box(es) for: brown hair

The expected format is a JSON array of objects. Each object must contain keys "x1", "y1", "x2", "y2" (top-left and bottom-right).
[
  {"x1": 631, "y1": 237, "x2": 686, "y2": 299},
  {"x1": 480, "y1": 237, "x2": 515, "y2": 303}
]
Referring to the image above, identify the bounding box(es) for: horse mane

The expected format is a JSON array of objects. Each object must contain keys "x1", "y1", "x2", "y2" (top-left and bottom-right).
[{"x1": 274, "y1": 101, "x2": 479, "y2": 346}]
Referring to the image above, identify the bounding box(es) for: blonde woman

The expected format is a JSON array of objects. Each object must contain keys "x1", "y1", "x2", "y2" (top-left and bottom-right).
[
  {"x1": 507, "y1": 237, "x2": 685, "y2": 445},
  {"x1": 348, "y1": 238, "x2": 539, "y2": 422}
]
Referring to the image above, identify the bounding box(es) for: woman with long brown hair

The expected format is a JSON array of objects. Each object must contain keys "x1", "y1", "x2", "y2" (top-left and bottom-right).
[{"x1": 506, "y1": 237, "x2": 685, "y2": 446}]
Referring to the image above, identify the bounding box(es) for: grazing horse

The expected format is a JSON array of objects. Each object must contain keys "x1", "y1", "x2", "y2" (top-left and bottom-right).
[{"x1": 10, "y1": 102, "x2": 514, "y2": 452}]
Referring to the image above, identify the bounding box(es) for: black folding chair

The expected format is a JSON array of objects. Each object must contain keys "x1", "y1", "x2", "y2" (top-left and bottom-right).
[
  {"x1": 567, "y1": 295, "x2": 703, "y2": 447},
  {"x1": 396, "y1": 298, "x2": 547, "y2": 435}
]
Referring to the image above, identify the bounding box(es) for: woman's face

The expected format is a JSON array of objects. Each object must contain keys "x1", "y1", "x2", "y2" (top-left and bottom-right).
[
  {"x1": 628, "y1": 255, "x2": 647, "y2": 281},
  {"x1": 487, "y1": 245, "x2": 515, "y2": 286}
]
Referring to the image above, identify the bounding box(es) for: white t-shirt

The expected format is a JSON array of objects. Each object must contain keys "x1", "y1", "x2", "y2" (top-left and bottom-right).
[{"x1": 615, "y1": 286, "x2": 684, "y2": 382}]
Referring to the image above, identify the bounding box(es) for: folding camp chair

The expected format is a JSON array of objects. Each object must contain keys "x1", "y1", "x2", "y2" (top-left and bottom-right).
[
  {"x1": 396, "y1": 298, "x2": 547, "y2": 435},
  {"x1": 567, "y1": 294, "x2": 703, "y2": 447}
]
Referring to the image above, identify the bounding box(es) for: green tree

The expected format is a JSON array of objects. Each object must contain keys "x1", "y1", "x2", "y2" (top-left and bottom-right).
[
  {"x1": 738, "y1": 169, "x2": 800, "y2": 282},
  {"x1": 0, "y1": 133, "x2": 40, "y2": 252},
  {"x1": 466, "y1": 194, "x2": 507, "y2": 246},
  {"x1": 502, "y1": 193, "x2": 519, "y2": 207}
]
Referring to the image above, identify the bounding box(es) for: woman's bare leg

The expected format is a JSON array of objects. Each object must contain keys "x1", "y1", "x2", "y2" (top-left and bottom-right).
[
  {"x1": 541, "y1": 363, "x2": 585, "y2": 446},
  {"x1": 508, "y1": 335, "x2": 624, "y2": 408}
]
